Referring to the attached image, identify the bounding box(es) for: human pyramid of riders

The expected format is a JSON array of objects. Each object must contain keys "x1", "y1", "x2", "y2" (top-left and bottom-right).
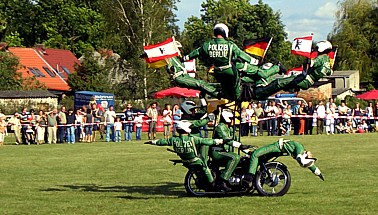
[{"x1": 145, "y1": 23, "x2": 328, "y2": 192}]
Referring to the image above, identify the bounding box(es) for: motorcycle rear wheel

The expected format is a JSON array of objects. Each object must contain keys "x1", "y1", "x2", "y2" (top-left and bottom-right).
[
  {"x1": 255, "y1": 162, "x2": 291, "y2": 196},
  {"x1": 184, "y1": 170, "x2": 208, "y2": 197}
]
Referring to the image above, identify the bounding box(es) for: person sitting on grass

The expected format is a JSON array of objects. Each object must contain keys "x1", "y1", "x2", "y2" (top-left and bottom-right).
[
  {"x1": 345, "y1": 120, "x2": 355, "y2": 134},
  {"x1": 336, "y1": 122, "x2": 346, "y2": 134}
]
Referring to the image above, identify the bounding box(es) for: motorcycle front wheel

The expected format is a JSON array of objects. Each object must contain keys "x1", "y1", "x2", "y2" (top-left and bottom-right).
[
  {"x1": 184, "y1": 170, "x2": 207, "y2": 197},
  {"x1": 255, "y1": 162, "x2": 291, "y2": 196}
]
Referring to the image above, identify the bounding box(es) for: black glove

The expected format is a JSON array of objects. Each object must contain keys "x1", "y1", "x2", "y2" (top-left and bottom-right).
[
  {"x1": 277, "y1": 62, "x2": 287, "y2": 75},
  {"x1": 144, "y1": 140, "x2": 157, "y2": 145},
  {"x1": 239, "y1": 145, "x2": 250, "y2": 150},
  {"x1": 318, "y1": 174, "x2": 325, "y2": 181},
  {"x1": 140, "y1": 52, "x2": 148, "y2": 59}
]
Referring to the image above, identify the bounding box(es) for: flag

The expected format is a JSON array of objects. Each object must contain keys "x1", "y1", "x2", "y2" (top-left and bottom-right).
[
  {"x1": 184, "y1": 59, "x2": 196, "y2": 78},
  {"x1": 143, "y1": 37, "x2": 179, "y2": 63},
  {"x1": 147, "y1": 59, "x2": 168, "y2": 69},
  {"x1": 310, "y1": 46, "x2": 337, "y2": 69},
  {"x1": 285, "y1": 66, "x2": 303, "y2": 77},
  {"x1": 291, "y1": 35, "x2": 313, "y2": 58},
  {"x1": 328, "y1": 47, "x2": 338, "y2": 69},
  {"x1": 243, "y1": 37, "x2": 272, "y2": 59}
]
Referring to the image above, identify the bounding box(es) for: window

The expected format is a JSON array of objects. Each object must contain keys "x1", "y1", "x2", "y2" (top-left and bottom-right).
[
  {"x1": 33, "y1": 67, "x2": 45, "y2": 77},
  {"x1": 54, "y1": 69, "x2": 64, "y2": 78},
  {"x1": 28, "y1": 67, "x2": 40, "y2": 77},
  {"x1": 43, "y1": 66, "x2": 56, "y2": 77},
  {"x1": 61, "y1": 66, "x2": 71, "y2": 75}
]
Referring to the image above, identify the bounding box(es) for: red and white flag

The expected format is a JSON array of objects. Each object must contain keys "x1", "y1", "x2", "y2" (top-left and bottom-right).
[
  {"x1": 143, "y1": 37, "x2": 179, "y2": 63},
  {"x1": 291, "y1": 35, "x2": 313, "y2": 58},
  {"x1": 184, "y1": 59, "x2": 196, "y2": 78},
  {"x1": 285, "y1": 66, "x2": 303, "y2": 77}
]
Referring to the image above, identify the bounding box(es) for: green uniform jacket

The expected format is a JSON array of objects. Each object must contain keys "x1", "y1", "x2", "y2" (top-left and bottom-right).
[
  {"x1": 187, "y1": 38, "x2": 253, "y2": 68},
  {"x1": 156, "y1": 135, "x2": 216, "y2": 161},
  {"x1": 212, "y1": 122, "x2": 236, "y2": 152},
  {"x1": 186, "y1": 38, "x2": 254, "y2": 100}
]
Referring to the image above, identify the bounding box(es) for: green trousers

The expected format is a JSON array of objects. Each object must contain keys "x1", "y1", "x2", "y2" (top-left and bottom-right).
[
  {"x1": 210, "y1": 150, "x2": 240, "y2": 180},
  {"x1": 199, "y1": 145, "x2": 209, "y2": 166},
  {"x1": 175, "y1": 74, "x2": 218, "y2": 97},
  {"x1": 190, "y1": 159, "x2": 214, "y2": 184},
  {"x1": 214, "y1": 67, "x2": 241, "y2": 100},
  {"x1": 249, "y1": 144, "x2": 281, "y2": 175}
]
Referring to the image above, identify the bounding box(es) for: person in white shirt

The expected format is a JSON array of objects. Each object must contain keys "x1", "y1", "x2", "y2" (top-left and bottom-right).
[
  {"x1": 264, "y1": 101, "x2": 279, "y2": 136},
  {"x1": 245, "y1": 104, "x2": 254, "y2": 136},
  {"x1": 316, "y1": 101, "x2": 326, "y2": 134},
  {"x1": 104, "y1": 105, "x2": 116, "y2": 142},
  {"x1": 134, "y1": 112, "x2": 144, "y2": 140},
  {"x1": 365, "y1": 102, "x2": 374, "y2": 125},
  {"x1": 162, "y1": 104, "x2": 173, "y2": 139},
  {"x1": 114, "y1": 117, "x2": 123, "y2": 142}
]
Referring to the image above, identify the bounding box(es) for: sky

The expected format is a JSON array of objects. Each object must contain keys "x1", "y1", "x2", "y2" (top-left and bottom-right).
[{"x1": 175, "y1": 0, "x2": 339, "y2": 41}]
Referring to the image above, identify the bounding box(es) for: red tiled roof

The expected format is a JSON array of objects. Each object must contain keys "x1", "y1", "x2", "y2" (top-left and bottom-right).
[
  {"x1": 35, "y1": 48, "x2": 80, "y2": 80},
  {"x1": 8, "y1": 47, "x2": 70, "y2": 91}
]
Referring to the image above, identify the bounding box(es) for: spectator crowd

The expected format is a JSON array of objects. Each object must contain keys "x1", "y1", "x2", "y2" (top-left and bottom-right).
[
  {"x1": 240, "y1": 98, "x2": 378, "y2": 137},
  {"x1": 0, "y1": 97, "x2": 377, "y2": 146}
]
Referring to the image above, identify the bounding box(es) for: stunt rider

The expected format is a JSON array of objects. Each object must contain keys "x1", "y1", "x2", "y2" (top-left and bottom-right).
[
  {"x1": 166, "y1": 41, "x2": 220, "y2": 98},
  {"x1": 145, "y1": 121, "x2": 222, "y2": 187},
  {"x1": 180, "y1": 99, "x2": 214, "y2": 167},
  {"x1": 211, "y1": 109, "x2": 246, "y2": 191},
  {"x1": 183, "y1": 23, "x2": 285, "y2": 101},
  {"x1": 282, "y1": 40, "x2": 334, "y2": 91},
  {"x1": 246, "y1": 138, "x2": 324, "y2": 181}
]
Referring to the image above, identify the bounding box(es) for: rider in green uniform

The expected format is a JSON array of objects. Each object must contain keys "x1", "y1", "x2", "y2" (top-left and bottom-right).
[
  {"x1": 145, "y1": 121, "x2": 223, "y2": 187},
  {"x1": 183, "y1": 23, "x2": 283, "y2": 101},
  {"x1": 211, "y1": 109, "x2": 244, "y2": 191},
  {"x1": 247, "y1": 138, "x2": 324, "y2": 181},
  {"x1": 282, "y1": 40, "x2": 334, "y2": 91},
  {"x1": 167, "y1": 42, "x2": 219, "y2": 98}
]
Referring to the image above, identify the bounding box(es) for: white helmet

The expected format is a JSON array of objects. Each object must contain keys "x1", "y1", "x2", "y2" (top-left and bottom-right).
[
  {"x1": 175, "y1": 41, "x2": 182, "y2": 48},
  {"x1": 181, "y1": 100, "x2": 197, "y2": 115},
  {"x1": 316, "y1": 40, "x2": 332, "y2": 53},
  {"x1": 221, "y1": 109, "x2": 233, "y2": 123},
  {"x1": 213, "y1": 23, "x2": 229, "y2": 38},
  {"x1": 176, "y1": 120, "x2": 192, "y2": 133}
]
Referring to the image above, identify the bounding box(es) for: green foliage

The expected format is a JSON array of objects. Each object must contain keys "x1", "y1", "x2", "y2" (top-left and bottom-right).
[
  {"x1": 330, "y1": 0, "x2": 378, "y2": 84},
  {"x1": 4, "y1": 31, "x2": 23, "y2": 47},
  {"x1": 68, "y1": 52, "x2": 114, "y2": 93},
  {"x1": 0, "y1": 52, "x2": 22, "y2": 90},
  {"x1": 60, "y1": 95, "x2": 74, "y2": 110}
]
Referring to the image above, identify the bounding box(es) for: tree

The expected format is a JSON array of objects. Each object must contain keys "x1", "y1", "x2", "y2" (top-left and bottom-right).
[
  {"x1": 0, "y1": 51, "x2": 22, "y2": 90},
  {"x1": 330, "y1": 0, "x2": 378, "y2": 84},
  {"x1": 68, "y1": 52, "x2": 114, "y2": 93},
  {"x1": 101, "y1": 0, "x2": 179, "y2": 100}
]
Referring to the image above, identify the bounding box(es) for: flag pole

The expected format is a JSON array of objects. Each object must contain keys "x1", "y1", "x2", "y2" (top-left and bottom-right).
[
  {"x1": 172, "y1": 36, "x2": 181, "y2": 57},
  {"x1": 262, "y1": 37, "x2": 273, "y2": 61}
]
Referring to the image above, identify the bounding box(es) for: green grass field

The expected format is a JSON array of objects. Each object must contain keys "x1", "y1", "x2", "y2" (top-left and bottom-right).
[{"x1": 1, "y1": 132, "x2": 378, "y2": 215}]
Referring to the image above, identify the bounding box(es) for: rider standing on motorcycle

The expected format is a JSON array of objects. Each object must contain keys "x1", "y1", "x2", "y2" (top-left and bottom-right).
[
  {"x1": 166, "y1": 41, "x2": 220, "y2": 98},
  {"x1": 182, "y1": 23, "x2": 285, "y2": 101},
  {"x1": 145, "y1": 121, "x2": 222, "y2": 186},
  {"x1": 211, "y1": 109, "x2": 244, "y2": 191},
  {"x1": 247, "y1": 138, "x2": 324, "y2": 181}
]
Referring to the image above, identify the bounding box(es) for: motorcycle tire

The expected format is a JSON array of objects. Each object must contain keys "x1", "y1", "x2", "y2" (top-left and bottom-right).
[
  {"x1": 254, "y1": 162, "x2": 291, "y2": 197},
  {"x1": 184, "y1": 170, "x2": 207, "y2": 197}
]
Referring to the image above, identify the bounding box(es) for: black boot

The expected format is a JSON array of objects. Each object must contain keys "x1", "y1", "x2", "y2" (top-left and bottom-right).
[
  {"x1": 243, "y1": 173, "x2": 254, "y2": 188},
  {"x1": 215, "y1": 178, "x2": 231, "y2": 192}
]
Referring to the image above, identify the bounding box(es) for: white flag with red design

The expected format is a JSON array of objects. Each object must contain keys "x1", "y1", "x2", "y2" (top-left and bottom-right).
[
  {"x1": 143, "y1": 37, "x2": 179, "y2": 63},
  {"x1": 184, "y1": 59, "x2": 196, "y2": 78},
  {"x1": 284, "y1": 66, "x2": 303, "y2": 77},
  {"x1": 291, "y1": 35, "x2": 313, "y2": 58}
]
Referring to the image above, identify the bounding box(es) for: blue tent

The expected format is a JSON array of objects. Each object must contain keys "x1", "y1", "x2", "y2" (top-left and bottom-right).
[{"x1": 74, "y1": 91, "x2": 115, "y2": 110}]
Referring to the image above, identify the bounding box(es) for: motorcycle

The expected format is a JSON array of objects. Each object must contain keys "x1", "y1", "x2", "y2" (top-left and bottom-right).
[{"x1": 168, "y1": 146, "x2": 291, "y2": 197}]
